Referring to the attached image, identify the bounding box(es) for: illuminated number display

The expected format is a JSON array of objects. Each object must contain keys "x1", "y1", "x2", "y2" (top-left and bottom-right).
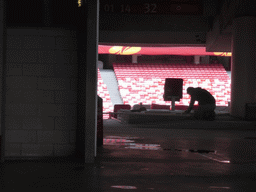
[{"x1": 100, "y1": 0, "x2": 203, "y2": 15}]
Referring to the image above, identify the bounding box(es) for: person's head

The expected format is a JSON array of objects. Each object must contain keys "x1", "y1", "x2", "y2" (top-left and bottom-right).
[{"x1": 186, "y1": 87, "x2": 194, "y2": 95}]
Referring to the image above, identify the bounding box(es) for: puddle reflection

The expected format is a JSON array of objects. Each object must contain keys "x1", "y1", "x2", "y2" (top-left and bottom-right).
[
  {"x1": 104, "y1": 136, "x2": 162, "y2": 150},
  {"x1": 209, "y1": 186, "x2": 230, "y2": 189},
  {"x1": 103, "y1": 137, "x2": 231, "y2": 160},
  {"x1": 125, "y1": 143, "x2": 161, "y2": 150},
  {"x1": 103, "y1": 138, "x2": 134, "y2": 145},
  {"x1": 111, "y1": 185, "x2": 137, "y2": 189},
  {"x1": 200, "y1": 153, "x2": 230, "y2": 163}
]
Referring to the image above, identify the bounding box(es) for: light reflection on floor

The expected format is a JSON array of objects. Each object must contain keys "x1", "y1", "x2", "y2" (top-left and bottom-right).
[
  {"x1": 199, "y1": 153, "x2": 231, "y2": 163},
  {"x1": 124, "y1": 143, "x2": 161, "y2": 150},
  {"x1": 111, "y1": 185, "x2": 137, "y2": 189},
  {"x1": 103, "y1": 136, "x2": 232, "y2": 159},
  {"x1": 100, "y1": 119, "x2": 256, "y2": 191},
  {"x1": 209, "y1": 186, "x2": 231, "y2": 189},
  {"x1": 104, "y1": 136, "x2": 162, "y2": 150}
]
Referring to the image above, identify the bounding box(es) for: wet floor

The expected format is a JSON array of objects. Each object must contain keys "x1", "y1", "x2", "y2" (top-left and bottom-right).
[
  {"x1": 1, "y1": 118, "x2": 256, "y2": 191},
  {"x1": 98, "y1": 119, "x2": 256, "y2": 191}
]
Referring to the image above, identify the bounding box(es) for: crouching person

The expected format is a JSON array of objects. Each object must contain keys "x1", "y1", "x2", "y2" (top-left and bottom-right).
[{"x1": 183, "y1": 87, "x2": 216, "y2": 120}]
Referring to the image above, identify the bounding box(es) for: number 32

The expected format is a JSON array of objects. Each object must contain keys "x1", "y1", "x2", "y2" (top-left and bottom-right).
[{"x1": 144, "y1": 3, "x2": 157, "y2": 13}]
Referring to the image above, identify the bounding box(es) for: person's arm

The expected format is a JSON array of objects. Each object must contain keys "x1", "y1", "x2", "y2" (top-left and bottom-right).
[{"x1": 184, "y1": 97, "x2": 195, "y2": 114}]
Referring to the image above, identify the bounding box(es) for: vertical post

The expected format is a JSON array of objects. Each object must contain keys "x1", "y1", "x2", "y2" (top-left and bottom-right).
[
  {"x1": 85, "y1": 0, "x2": 99, "y2": 162},
  {"x1": 231, "y1": 17, "x2": 256, "y2": 118},
  {"x1": 132, "y1": 55, "x2": 138, "y2": 63},
  {"x1": 171, "y1": 98, "x2": 175, "y2": 111},
  {"x1": 0, "y1": 0, "x2": 6, "y2": 163},
  {"x1": 107, "y1": 54, "x2": 116, "y2": 69},
  {"x1": 194, "y1": 55, "x2": 200, "y2": 64}
]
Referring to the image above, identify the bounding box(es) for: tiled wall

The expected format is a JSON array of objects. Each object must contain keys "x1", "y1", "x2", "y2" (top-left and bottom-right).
[{"x1": 5, "y1": 28, "x2": 78, "y2": 158}]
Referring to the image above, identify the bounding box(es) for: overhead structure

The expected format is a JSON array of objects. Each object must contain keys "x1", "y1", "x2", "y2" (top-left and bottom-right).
[{"x1": 99, "y1": 45, "x2": 232, "y2": 56}]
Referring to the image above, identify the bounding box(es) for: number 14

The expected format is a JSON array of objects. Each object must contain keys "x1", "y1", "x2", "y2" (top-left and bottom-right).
[{"x1": 121, "y1": 4, "x2": 131, "y2": 13}]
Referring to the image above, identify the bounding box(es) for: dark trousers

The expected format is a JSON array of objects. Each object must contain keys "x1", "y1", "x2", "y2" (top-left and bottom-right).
[{"x1": 194, "y1": 104, "x2": 216, "y2": 120}]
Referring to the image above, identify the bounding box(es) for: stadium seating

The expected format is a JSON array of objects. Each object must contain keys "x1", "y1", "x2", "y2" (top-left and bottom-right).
[
  {"x1": 151, "y1": 104, "x2": 170, "y2": 110},
  {"x1": 97, "y1": 69, "x2": 113, "y2": 119},
  {"x1": 113, "y1": 63, "x2": 231, "y2": 109},
  {"x1": 111, "y1": 104, "x2": 131, "y2": 119}
]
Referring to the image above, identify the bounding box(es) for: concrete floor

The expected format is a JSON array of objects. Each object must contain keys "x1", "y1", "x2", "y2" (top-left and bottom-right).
[{"x1": 1, "y1": 116, "x2": 256, "y2": 191}]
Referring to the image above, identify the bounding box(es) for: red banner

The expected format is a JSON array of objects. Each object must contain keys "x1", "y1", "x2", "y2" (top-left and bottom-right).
[{"x1": 98, "y1": 45, "x2": 232, "y2": 57}]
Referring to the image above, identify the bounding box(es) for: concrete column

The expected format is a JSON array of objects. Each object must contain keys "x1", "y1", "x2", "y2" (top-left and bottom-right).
[
  {"x1": 98, "y1": 54, "x2": 116, "y2": 69},
  {"x1": 85, "y1": 0, "x2": 99, "y2": 162},
  {"x1": 0, "y1": 0, "x2": 6, "y2": 163},
  {"x1": 132, "y1": 55, "x2": 138, "y2": 63},
  {"x1": 194, "y1": 55, "x2": 200, "y2": 64},
  {"x1": 231, "y1": 16, "x2": 256, "y2": 118},
  {"x1": 108, "y1": 54, "x2": 116, "y2": 69},
  {"x1": 218, "y1": 56, "x2": 230, "y2": 70}
]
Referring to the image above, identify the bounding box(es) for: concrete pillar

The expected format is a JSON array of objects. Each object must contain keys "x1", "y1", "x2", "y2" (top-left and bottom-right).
[
  {"x1": 231, "y1": 16, "x2": 256, "y2": 118},
  {"x1": 0, "y1": 0, "x2": 6, "y2": 163},
  {"x1": 132, "y1": 55, "x2": 138, "y2": 63},
  {"x1": 194, "y1": 55, "x2": 200, "y2": 64},
  {"x1": 218, "y1": 56, "x2": 230, "y2": 70},
  {"x1": 108, "y1": 54, "x2": 116, "y2": 69},
  {"x1": 98, "y1": 54, "x2": 116, "y2": 69},
  {"x1": 98, "y1": 60, "x2": 103, "y2": 69},
  {"x1": 85, "y1": 0, "x2": 99, "y2": 162},
  {"x1": 77, "y1": 36, "x2": 86, "y2": 159}
]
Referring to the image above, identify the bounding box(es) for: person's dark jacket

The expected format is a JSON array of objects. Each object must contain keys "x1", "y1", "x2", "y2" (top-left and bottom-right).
[{"x1": 185, "y1": 88, "x2": 215, "y2": 113}]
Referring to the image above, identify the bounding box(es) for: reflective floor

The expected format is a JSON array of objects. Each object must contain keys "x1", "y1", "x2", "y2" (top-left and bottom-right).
[{"x1": 1, "y1": 117, "x2": 256, "y2": 191}]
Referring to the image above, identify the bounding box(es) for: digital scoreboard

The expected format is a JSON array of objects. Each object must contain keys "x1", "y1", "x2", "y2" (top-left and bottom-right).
[{"x1": 100, "y1": 0, "x2": 203, "y2": 15}]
